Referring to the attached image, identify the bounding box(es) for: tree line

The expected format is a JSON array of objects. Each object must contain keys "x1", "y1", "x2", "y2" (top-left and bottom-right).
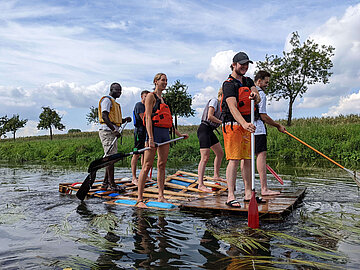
[
  {"x1": 0, "y1": 107, "x2": 65, "y2": 140},
  {"x1": 1, "y1": 32, "x2": 335, "y2": 140}
]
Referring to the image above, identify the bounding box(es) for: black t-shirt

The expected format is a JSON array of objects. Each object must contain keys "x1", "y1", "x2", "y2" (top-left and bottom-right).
[{"x1": 222, "y1": 75, "x2": 255, "y2": 123}]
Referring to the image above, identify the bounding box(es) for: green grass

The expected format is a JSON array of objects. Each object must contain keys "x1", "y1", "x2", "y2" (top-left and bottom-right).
[{"x1": 0, "y1": 114, "x2": 359, "y2": 169}]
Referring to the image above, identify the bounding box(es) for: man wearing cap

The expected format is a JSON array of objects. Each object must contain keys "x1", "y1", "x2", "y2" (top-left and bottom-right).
[{"x1": 221, "y1": 52, "x2": 260, "y2": 208}]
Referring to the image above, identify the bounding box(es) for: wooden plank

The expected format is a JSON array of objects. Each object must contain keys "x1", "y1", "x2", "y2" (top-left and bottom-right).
[
  {"x1": 144, "y1": 187, "x2": 199, "y2": 197},
  {"x1": 168, "y1": 176, "x2": 227, "y2": 190},
  {"x1": 176, "y1": 170, "x2": 227, "y2": 184}
]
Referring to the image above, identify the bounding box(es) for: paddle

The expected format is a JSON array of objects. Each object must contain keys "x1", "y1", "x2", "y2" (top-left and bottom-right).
[
  {"x1": 266, "y1": 164, "x2": 284, "y2": 185},
  {"x1": 76, "y1": 137, "x2": 185, "y2": 200},
  {"x1": 285, "y1": 131, "x2": 360, "y2": 188},
  {"x1": 248, "y1": 99, "x2": 259, "y2": 229}
]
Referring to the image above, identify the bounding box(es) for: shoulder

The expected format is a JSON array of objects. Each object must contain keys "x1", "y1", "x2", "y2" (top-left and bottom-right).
[
  {"x1": 208, "y1": 98, "x2": 218, "y2": 108},
  {"x1": 244, "y1": 76, "x2": 255, "y2": 86}
]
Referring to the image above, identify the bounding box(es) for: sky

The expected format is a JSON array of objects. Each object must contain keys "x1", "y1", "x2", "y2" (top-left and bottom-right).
[{"x1": 1, "y1": 0, "x2": 360, "y2": 137}]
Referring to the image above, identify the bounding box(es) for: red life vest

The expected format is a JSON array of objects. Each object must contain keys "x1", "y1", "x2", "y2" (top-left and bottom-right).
[
  {"x1": 220, "y1": 76, "x2": 252, "y2": 116},
  {"x1": 143, "y1": 93, "x2": 173, "y2": 128}
]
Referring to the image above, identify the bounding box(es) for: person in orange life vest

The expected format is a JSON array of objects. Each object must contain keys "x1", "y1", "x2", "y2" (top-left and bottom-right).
[
  {"x1": 221, "y1": 52, "x2": 260, "y2": 208},
  {"x1": 136, "y1": 73, "x2": 189, "y2": 208},
  {"x1": 197, "y1": 88, "x2": 224, "y2": 192},
  {"x1": 241, "y1": 70, "x2": 286, "y2": 196},
  {"x1": 98, "y1": 82, "x2": 132, "y2": 192},
  {"x1": 131, "y1": 90, "x2": 150, "y2": 185}
]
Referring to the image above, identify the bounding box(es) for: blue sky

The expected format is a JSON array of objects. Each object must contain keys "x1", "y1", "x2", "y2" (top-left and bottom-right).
[{"x1": 1, "y1": 0, "x2": 360, "y2": 137}]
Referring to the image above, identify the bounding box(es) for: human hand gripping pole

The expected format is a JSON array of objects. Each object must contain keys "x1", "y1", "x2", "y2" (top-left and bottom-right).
[
  {"x1": 248, "y1": 99, "x2": 260, "y2": 229},
  {"x1": 76, "y1": 136, "x2": 185, "y2": 201},
  {"x1": 284, "y1": 131, "x2": 360, "y2": 188},
  {"x1": 104, "y1": 121, "x2": 128, "y2": 157}
]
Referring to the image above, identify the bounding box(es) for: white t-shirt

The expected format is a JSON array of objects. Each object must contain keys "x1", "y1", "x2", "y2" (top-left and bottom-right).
[
  {"x1": 99, "y1": 96, "x2": 120, "y2": 131},
  {"x1": 254, "y1": 86, "x2": 267, "y2": 135}
]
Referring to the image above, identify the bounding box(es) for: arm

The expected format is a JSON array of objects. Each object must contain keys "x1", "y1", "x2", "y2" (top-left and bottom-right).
[
  {"x1": 102, "y1": 111, "x2": 122, "y2": 137},
  {"x1": 207, "y1": 106, "x2": 222, "y2": 124},
  {"x1": 226, "y1": 97, "x2": 255, "y2": 132},
  {"x1": 260, "y1": 114, "x2": 286, "y2": 133},
  {"x1": 144, "y1": 93, "x2": 156, "y2": 147}
]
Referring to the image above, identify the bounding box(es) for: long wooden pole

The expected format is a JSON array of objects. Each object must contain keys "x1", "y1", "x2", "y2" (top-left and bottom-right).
[{"x1": 285, "y1": 131, "x2": 360, "y2": 187}]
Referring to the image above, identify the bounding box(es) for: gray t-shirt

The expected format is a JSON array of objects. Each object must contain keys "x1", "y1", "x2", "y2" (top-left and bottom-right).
[
  {"x1": 254, "y1": 86, "x2": 266, "y2": 135},
  {"x1": 201, "y1": 98, "x2": 222, "y2": 129}
]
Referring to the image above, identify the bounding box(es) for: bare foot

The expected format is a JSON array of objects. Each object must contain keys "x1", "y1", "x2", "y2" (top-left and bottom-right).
[
  {"x1": 158, "y1": 196, "x2": 170, "y2": 203},
  {"x1": 198, "y1": 185, "x2": 213, "y2": 193},
  {"x1": 136, "y1": 201, "x2": 148, "y2": 208},
  {"x1": 261, "y1": 189, "x2": 280, "y2": 196},
  {"x1": 131, "y1": 177, "x2": 138, "y2": 185},
  {"x1": 212, "y1": 176, "x2": 226, "y2": 182}
]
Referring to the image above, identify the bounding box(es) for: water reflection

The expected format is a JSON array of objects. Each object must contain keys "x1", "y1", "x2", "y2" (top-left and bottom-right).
[{"x1": 1, "y1": 163, "x2": 360, "y2": 269}]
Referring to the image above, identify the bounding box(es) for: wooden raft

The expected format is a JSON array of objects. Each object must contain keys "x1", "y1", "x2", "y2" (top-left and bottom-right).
[
  {"x1": 59, "y1": 171, "x2": 306, "y2": 218},
  {"x1": 180, "y1": 187, "x2": 306, "y2": 219}
]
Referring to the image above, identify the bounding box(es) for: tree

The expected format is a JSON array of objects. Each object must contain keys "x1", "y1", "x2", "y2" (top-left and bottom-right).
[
  {"x1": 0, "y1": 115, "x2": 9, "y2": 139},
  {"x1": 163, "y1": 80, "x2": 195, "y2": 130},
  {"x1": 256, "y1": 31, "x2": 335, "y2": 126},
  {"x1": 4, "y1": 114, "x2": 28, "y2": 141},
  {"x1": 37, "y1": 107, "x2": 65, "y2": 140},
  {"x1": 86, "y1": 106, "x2": 99, "y2": 124}
]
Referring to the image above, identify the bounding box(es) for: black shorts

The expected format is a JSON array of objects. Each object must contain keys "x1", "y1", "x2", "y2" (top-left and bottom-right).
[
  {"x1": 197, "y1": 123, "x2": 219, "y2": 149},
  {"x1": 255, "y1": 134, "x2": 267, "y2": 154},
  {"x1": 134, "y1": 126, "x2": 146, "y2": 151}
]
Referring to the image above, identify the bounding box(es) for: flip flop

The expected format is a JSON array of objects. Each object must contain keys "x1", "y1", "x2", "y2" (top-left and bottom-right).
[
  {"x1": 244, "y1": 197, "x2": 266, "y2": 204},
  {"x1": 225, "y1": 200, "x2": 241, "y2": 208}
]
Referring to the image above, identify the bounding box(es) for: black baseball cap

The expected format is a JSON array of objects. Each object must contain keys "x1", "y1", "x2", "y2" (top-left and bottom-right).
[{"x1": 233, "y1": 52, "x2": 253, "y2": 64}]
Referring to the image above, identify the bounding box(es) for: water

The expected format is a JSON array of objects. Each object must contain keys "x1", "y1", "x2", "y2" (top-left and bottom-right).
[{"x1": 0, "y1": 163, "x2": 359, "y2": 269}]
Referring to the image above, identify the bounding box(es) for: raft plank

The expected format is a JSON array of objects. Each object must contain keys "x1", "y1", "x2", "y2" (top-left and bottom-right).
[{"x1": 180, "y1": 187, "x2": 306, "y2": 218}]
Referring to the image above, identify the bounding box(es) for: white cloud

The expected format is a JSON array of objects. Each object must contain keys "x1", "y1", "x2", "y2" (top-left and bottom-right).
[
  {"x1": 322, "y1": 90, "x2": 360, "y2": 117},
  {"x1": 197, "y1": 50, "x2": 234, "y2": 82}
]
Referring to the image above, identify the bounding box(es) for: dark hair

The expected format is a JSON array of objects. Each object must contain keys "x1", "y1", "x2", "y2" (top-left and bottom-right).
[
  {"x1": 110, "y1": 82, "x2": 121, "y2": 91},
  {"x1": 141, "y1": 90, "x2": 150, "y2": 96},
  {"x1": 254, "y1": 70, "x2": 271, "y2": 82}
]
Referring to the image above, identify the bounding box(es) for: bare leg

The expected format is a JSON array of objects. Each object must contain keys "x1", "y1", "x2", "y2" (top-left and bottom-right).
[
  {"x1": 156, "y1": 144, "x2": 170, "y2": 203},
  {"x1": 257, "y1": 151, "x2": 280, "y2": 196},
  {"x1": 241, "y1": 159, "x2": 252, "y2": 200},
  {"x1": 137, "y1": 148, "x2": 156, "y2": 208},
  {"x1": 210, "y1": 142, "x2": 224, "y2": 181},
  {"x1": 197, "y1": 148, "x2": 212, "y2": 192},
  {"x1": 131, "y1": 154, "x2": 140, "y2": 185},
  {"x1": 226, "y1": 159, "x2": 240, "y2": 206}
]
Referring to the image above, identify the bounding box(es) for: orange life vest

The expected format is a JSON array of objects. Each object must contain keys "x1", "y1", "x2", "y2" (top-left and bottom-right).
[
  {"x1": 143, "y1": 93, "x2": 173, "y2": 128},
  {"x1": 220, "y1": 76, "x2": 253, "y2": 116}
]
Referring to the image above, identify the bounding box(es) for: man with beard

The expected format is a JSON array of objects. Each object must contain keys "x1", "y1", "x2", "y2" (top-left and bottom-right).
[{"x1": 221, "y1": 52, "x2": 260, "y2": 208}]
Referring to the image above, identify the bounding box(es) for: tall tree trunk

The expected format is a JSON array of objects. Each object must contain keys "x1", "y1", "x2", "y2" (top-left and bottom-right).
[
  {"x1": 50, "y1": 126, "x2": 53, "y2": 140},
  {"x1": 13, "y1": 131, "x2": 15, "y2": 141},
  {"x1": 287, "y1": 99, "x2": 294, "y2": 126}
]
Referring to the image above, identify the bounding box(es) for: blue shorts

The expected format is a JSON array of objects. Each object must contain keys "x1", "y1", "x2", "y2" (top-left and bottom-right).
[{"x1": 147, "y1": 127, "x2": 170, "y2": 143}]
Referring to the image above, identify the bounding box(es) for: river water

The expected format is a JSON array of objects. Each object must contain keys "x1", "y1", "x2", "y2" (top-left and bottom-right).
[{"x1": 0, "y1": 163, "x2": 359, "y2": 269}]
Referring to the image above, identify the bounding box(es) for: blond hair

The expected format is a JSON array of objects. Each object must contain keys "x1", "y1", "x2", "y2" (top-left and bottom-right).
[
  {"x1": 217, "y1": 87, "x2": 223, "y2": 99},
  {"x1": 153, "y1": 73, "x2": 166, "y2": 85}
]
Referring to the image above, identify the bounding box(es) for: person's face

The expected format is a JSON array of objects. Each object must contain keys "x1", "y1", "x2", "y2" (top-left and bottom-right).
[
  {"x1": 233, "y1": 62, "x2": 249, "y2": 76},
  {"x1": 141, "y1": 93, "x2": 148, "y2": 104},
  {"x1": 110, "y1": 85, "x2": 122, "y2": 99},
  {"x1": 155, "y1": 75, "x2": 167, "y2": 90},
  {"x1": 258, "y1": 77, "x2": 270, "y2": 90}
]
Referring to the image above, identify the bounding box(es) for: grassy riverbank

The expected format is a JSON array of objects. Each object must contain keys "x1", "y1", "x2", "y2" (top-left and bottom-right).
[{"x1": 0, "y1": 115, "x2": 359, "y2": 169}]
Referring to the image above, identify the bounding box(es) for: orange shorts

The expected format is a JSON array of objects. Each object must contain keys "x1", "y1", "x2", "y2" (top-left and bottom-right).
[{"x1": 223, "y1": 124, "x2": 251, "y2": 160}]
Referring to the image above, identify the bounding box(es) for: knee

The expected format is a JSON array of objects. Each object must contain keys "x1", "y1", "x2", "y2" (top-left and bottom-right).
[{"x1": 157, "y1": 160, "x2": 167, "y2": 170}]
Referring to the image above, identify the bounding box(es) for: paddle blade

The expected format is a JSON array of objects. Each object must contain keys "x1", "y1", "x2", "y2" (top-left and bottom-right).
[
  {"x1": 248, "y1": 191, "x2": 259, "y2": 229},
  {"x1": 76, "y1": 171, "x2": 97, "y2": 201}
]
